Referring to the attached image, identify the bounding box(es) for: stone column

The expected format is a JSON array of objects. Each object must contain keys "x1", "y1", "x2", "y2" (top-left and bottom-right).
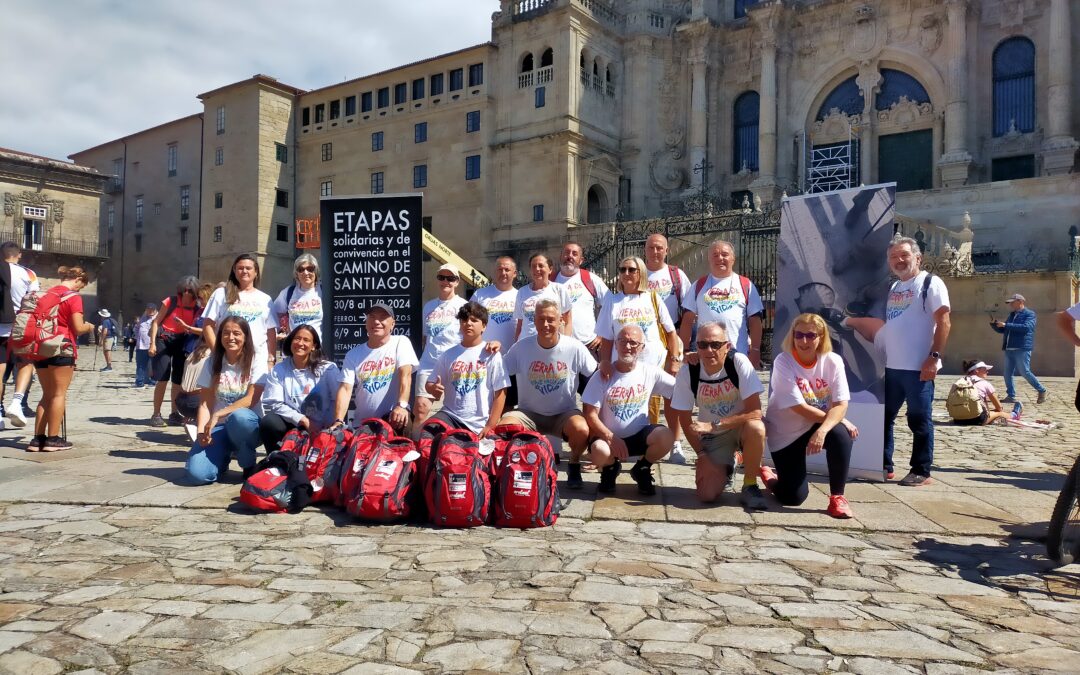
[
  {"x1": 1042, "y1": 0, "x2": 1078, "y2": 174},
  {"x1": 689, "y1": 51, "x2": 709, "y2": 175},
  {"x1": 749, "y1": 2, "x2": 784, "y2": 202},
  {"x1": 938, "y1": 0, "x2": 974, "y2": 187}
]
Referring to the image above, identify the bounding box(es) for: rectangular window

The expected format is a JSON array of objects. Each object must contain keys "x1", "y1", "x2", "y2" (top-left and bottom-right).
[
  {"x1": 167, "y1": 144, "x2": 177, "y2": 176},
  {"x1": 276, "y1": 223, "x2": 289, "y2": 242},
  {"x1": 216, "y1": 105, "x2": 225, "y2": 134},
  {"x1": 345, "y1": 95, "x2": 356, "y2": 116},
  {"x1": 315, "y1": 103, "x2": 325, "y2": 123},
  {"x1": 535, "y1": 86, "x2": 546, "y2": 108},
  {"x1": 377, "y1": 87, "x2": 389, "y2": 108},
  {"x1": 394, "y1": 83, "x2": 407, "y2": 105},
  {"x1": 415, "y1": 122, "x2": 427, "y2": 143},
  {"x1": 466, "y1": 110, "x2": 480, "y2": 133},
  {"x1": 412, "y1": 78, "x2": 425, "y2": 100},
  {"x1": 302, "y1": 107, "x2": 311, "y2": 126},
  {"x1": 361, "y1": 91, "x2": 373, "y2": 112},
  {"x1": 465, "y1": 155, "x2": 481, "y2": 180},
  {"x1": 371, "y1": 131, "x2": 384, "y2": 151},
  {"x1": 107, "y1": 204, "x2": 115, "y2": 235},
  {"x1": 468, "y1": 63, "x2": 484, "y2": 87},
  {"x1": 533, "y1": 204, "x2": 544, "y2": 222},
  {"x1": 430, "y1": 73, "x2": 444, "y2": 96},
  {"x1": 449, "y1": 68, "x2": 463, "y2": 91},
  {"x1": 180, "y1": 186, "x2": 190, "y2": 220},
  {"x1": 275, "y1": 143, "x2": 287, "y2": 163},
  {"x1": 154, "y1": 202, "x2": 162, "y2": 215},
  {"x1": 215, "y1": 146, "x2": 223, "y2": 165},
  {"x1": 213, "y1": 225, "x2": 222, "y2": 242},
  {"x1": 413, "y1": 164, "x2": 427, "y2": 188},
  {"x1": 320, "y1": 180, "x2": 332, "y2": 196},
  {"x1": 135, "y1": 234, "x2": 142, "y2": 252},
  {"x1": 329, "y1": 99, "x2": 340, "y2": 120},
  {"x1": 878, "y1": 130, "x2": 932, "y2": 192},
  {"x1": 371, "y1": 171, "x2": 384, "y2": 194},
  {"x1": 321, "y1": 142, "x2": 332, "y2": 161},
  {"x1": 276, "y1": 189, "x2": 289, "y2": 208},
  {"x1": 112, "y1": 158, "x2": 123, "y2": 185},
  {"x1": 180, "y1": 227, "x2": 188, "y2": 246},
  {"x1": 214, "y1": 192, "x2": 223, "y2": 208},
  {"x1": 135, "y1": 196, "x2": 144, "y2": 228},
  {"x1": 991, "y1": 155, "x2": 1037, "y2": 182}
]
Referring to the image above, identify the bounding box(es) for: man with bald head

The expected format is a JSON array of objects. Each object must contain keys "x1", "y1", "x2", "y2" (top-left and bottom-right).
[{"x1": 582, "y1": 324, "x2": 676, "y2": 496}]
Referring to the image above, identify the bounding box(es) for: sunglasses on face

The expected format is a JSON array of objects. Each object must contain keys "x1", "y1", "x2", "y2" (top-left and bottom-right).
[
  {"x1": 618, "y1": 266, "x2": 639, "y2": 274},
  {"x1": 296, "y1": 266, "x2": 316, "y2": 274},
  {"x1": 437, "y1": 274, "x2": 458, "y2": 282},
  {"x1": 794, "y1": 331, "x2": 820, "y2": 341},
  {"x1": 696, "y1": 340, "x2": 729, "y2": 351}
]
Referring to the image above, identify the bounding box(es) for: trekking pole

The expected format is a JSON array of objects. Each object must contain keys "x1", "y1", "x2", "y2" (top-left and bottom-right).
[{"x1": 61, "y1": 411, "x2": 66, "y2": 443}]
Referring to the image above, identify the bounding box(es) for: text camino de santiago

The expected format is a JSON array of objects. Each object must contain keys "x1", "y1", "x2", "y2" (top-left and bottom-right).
[{"x1": 332, "y1": 209, "x2": 414, "y2": 291}]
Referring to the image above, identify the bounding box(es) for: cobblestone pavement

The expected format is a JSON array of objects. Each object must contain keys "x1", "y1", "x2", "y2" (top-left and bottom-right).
[{"x1": 0, "y1": 359, "x2": 1076, "y2": 673}]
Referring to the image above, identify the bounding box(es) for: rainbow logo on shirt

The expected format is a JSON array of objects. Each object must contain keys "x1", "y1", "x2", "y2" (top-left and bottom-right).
[
  {"x1": 451, "y1": 360, "x2": 486, "y2": 396},
  {"x1": 216, "y1": 371, "x2": 251, "y2": 406},
  {"x1": 704, "y1": 285, "x2": 741, "y2": 314},
  {"x1": 797, "y1": 377, "x2": 832, "y2": 411},
  {"x1": 606, "y1": 382, "x2": 649, "y2": 422},
  {"x1": 697, "y1": 380, "x2": 741, "y2": 419},
  {"x1": 358, "y1": 356, "x2": 397, "y2": 394},
  {"x1": 886, "y1": 288, "x2": 916, "y2": 321},
  {"x1": 648, "y1": 278, "x2": 673, "y2": 300},
  {"x1": 226, "y1": 299, "x2": 268, "y2": 325},
  {"x1": 289, "y1": 297, "x2": 322, "y2": 326},
  {"x1": 566, "y1": 281, "x2": 587, "y2": 304},
  {"x1": 426, "y1": 305, "x2": 457, "y2": 338},
  {"x1": 616, "y1": 306, "x2": 655, "y2": 335},
  {"x1": 485, "y1": 299, "x2": 514, "y2": 325},
  {"x1": 527, "y1": 360, "x2": 568, "y2": 395}
]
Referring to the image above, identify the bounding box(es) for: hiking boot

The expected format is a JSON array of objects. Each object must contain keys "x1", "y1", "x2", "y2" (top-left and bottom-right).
[
  {"x1": 26, "y1": 435, "x2": 46, "y2": 452},
  {"x1": 758, "y1": 465, "x2": 778, "y2": 490},
  {"x1": 1000, "y1": 395, "x2": 1017, "y2": 403},
  {"x1": 740, "y1": 484, "x2": 768, "y2": 510},
  {"x1": 667, "y1": 441, "x2": 687, "y2": 465},
  {"x1": 827, "y1": 494, "x2": 853, "y2": 519},
  {"x1": 100, "y1": 366, "x2": 113, "y2": 372},
  {"x1": 1036, "y1": 390, "x2": 1049, "y2": 405},
  {"x1": 898, "y1": 471, "x2": 933, "y2": 487},
  {"x1": 598, "y1": 461, "x2": 621, "y2": 494},
  {"x1": 149, "y1": 414, "x2": 167, "y2": 428},
  {"x1": 566, "y1": 463, "x2": 584, "y2": 490},
  {"x1": 41, "y1": 436, "x2": 73, "y2": 451},
  {"x1": 6, "y1": 406, "x2": 27, "y2": 429},
  {"x1": 167, "y1": 411, "x2": 185, "y2": 426},
  {"x1": 629, "y1": 460, "x2": 656, "y2": 496}
]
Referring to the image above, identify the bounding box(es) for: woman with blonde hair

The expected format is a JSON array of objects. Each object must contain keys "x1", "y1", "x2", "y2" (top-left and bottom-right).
[
  {"x1": 272, "y1": 253, "x2": 323, "y2": 340},
  {"x1": 762, "y1": 312, "x2": 859, "y2": 519}
]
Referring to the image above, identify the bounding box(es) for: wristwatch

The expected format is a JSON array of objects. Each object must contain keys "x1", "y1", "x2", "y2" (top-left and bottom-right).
[
  {"x1": 928, "y1": 351, "x2": 941, "y2": 359},
  {"x1": 395, "y1": 401, "x2": 412, "y2": 411}
]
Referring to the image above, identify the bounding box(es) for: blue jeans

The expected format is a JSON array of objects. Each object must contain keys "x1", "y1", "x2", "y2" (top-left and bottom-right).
[
  {"x1": 185, "y1": 409, "x2": 261, "y2": 484},
  {"x1": 883, "y1": 368, "x2": 934, "y2": 476},
  {"x1": 1003, "y1": 349, "x2": 1045, "y2": 398},
  {"x1": 134, "y1": 349, "x2": 150, "y2": 385}
]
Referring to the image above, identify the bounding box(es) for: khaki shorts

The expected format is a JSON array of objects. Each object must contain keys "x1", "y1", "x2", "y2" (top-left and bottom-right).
[
  {"x1": 695, "y1": 427, "x2": 740, "y2": 492},
  {"x1": 501, "y1": 409, "x2": 582, "y2": 437},
  {"x1": 102, "y1": 337, "x2": 115, "y2": 350}
]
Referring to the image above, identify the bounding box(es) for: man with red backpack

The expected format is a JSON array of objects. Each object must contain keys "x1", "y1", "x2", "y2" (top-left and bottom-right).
[{"x1": 553, "y1": 242, "x2": 608, "y2": 356}]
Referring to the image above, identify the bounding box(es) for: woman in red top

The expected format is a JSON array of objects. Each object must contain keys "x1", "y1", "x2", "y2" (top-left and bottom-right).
[
  {"x1": 149, "y1": 276, "x2": 203, "y2": 427},
  {"x1": 31, "y1": 266, "x2": 94, "y2": 452}
]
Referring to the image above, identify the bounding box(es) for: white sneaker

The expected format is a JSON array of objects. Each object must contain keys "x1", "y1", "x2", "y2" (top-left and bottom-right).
[
  {"x1": 668, "y1": 440, "x2": 687, "y2": 465},
  {"x1": 183, "y1": 423, "x2": 199, "y2": 443},
  {"x1": 6, "y1": 406, "x2": 26, "y2": 428}
]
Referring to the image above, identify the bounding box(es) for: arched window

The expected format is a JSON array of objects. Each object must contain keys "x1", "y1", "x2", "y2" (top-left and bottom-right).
[
  {"x1": 732, "y1": 91, "x2": 760, "y2": 172},
  {"x1": 876, "y1": 69, "x2": 930, "y2": 110},
  {"x1": 593, "y1": 60, "x2": 599, "y2": 76},
  {"x1": 992, "y1": 37, "x2": 1035, "y2": 136},
  {"x1": 587, "y1": 185, "x2": 608, "y2": 224},
  {"x1": 521, "y1": 53, "x2": 534, "y2": 73},
  {"x1": 816, "y1": 75, "x2": 864, "y2": 120},
  {"x1": 541, "y1": 48, "x2": 554, "y2": 68},
  {"x1": 605, "y1": 66, "x2": 612, "y2": 83}
]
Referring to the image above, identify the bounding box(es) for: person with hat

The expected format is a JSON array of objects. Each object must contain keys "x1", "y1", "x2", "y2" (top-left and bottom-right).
[
  {"x1": 952, "y1": 360, "x2": 1012, "y2": 426},
  {"x1": 96, "y1": 309, "x2": 118, "y2": 372},
  {"x1": 414, "y1": 263, "x2": 468, "y2": 425},
  {"x1": 991, "y1": 293, "x2": 1048, "y2": 404},
  {"x1": 332, "y1": 301, "x2": 418, "y2": 434},
  {"x1": 133, "y1": 304, "x2": 157, "y2": 388}
]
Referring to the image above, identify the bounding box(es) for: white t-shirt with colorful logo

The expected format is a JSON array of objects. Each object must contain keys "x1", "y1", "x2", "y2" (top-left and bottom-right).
[
  {"x1": 418, "y1": 295, "x2": 468, "y2": 372},
  {"x1": 513, "y1": 283, "x2": 574, "y2": 340},
  {"x1": 681, "y1": 274, "x2": 764, "y2": 355},
  {"x1": 595, "y1": 292, "x2": 675, "y2": 367},
  {"x1": 647, "y1": 265, "x2": 690, "y2": 326},
  {"x1": 202, "y1": 287, "x2": 274, "y2": 360},
  {"x1": 0, "y1": 263, "x2": 39, "y2": 337},
  {"x1": 765, "y1": 351, "x2": 850, "y2": 450},
  {"x1": 670, "y1": 352, "x2": 762, "y2": 423},
  {"x1": 432, "y1": 342, "x2": 510, "y2": 433},
  {"x1": 272, "y1": 285, "x2": 323, "y2": 339},
  {"x1": 582, "y1": 363, "x2": 675, "y2": 438},
  {"x1": 874, "y1": 271, "x2": 950, "y2": 372},
  {"x1": 341, "y1": 335, "x2": 420, "y2": 419},
  {"x1": 555, "y1": 270, "x2": 609, "y2": 344},
  {"x1": 504, "y1": 335, "x2": 598, "y2": 416},
  {"x1": 472, "y1": 285, "x2": 519, "y2": 348},
  {"x1": 196, "y1": 357, "x2": 268, "y2": 415}
]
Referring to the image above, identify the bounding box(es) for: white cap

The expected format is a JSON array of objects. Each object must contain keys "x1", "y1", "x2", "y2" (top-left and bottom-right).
[
  {"x1": 437, "y1": 263, "x2": 460, "y2": 277},
  {"x1": 966, "y1": 361, "x2": 993, "y2": 373}
]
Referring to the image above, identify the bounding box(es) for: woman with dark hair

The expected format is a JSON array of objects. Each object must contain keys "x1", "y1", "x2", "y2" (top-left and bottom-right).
[
  {"x1": 149, "y1": 275, "x2": 203, "y2": 427},
  {"x1": 272, "y1": 253, "x2": 323, "y2": 340},
  {"x1": 185, "y1": 316, "x2": 265, "y2": 484},
  {"x1": 28, "y1": 266, "x2": 94, "y2": 452},
  {"x1": 259, "y1": 324, "x2": 340, "y2": 451},
  {"x1": 200, "y1": 254, "x2": 275, "y2": 402}
]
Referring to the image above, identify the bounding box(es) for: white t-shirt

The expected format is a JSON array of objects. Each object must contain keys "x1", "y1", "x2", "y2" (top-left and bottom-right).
[
  {"x1": 874, "y1": 271, "x2": 950, "y2": 371},
  {"x1": 432, "y1": 342, "x2": 510, "y2": 433},
  {"x1": 595, "y1": 292, "x2": 675, "y2": 367},
  {"x1": 418, "y1": 295, "x2": 468, "y2": 370},
  {"x1": 514, "y1": 283, "x2": 573, "y2": 340},
  {"x1": 202, "y1": 287, "x2": 274, "y2": 358},
  {"x1": 504, "y1": 335, "x2": 598, "y2": 416},
  {"x1": 1067, "y1": 302, "x2": 1080, "y2": 321},
  {"x1": 682, "y1": 274, "x2": 764, "y2": 355},
  {"x1": 341, "y1": 335, "x2": 419, "y2": 420},
  {"x1": 135, "y1": 315, "x2": 155, "y2": 350},
  {"x1": 765, "y1": 351, "x2": 850, "y2": 450},
  {"x1": 647, "y1": 265, "x2": 690, "y2": 326},
  {"x1": 272, "y1": 284, "x2": 323, "y2": 339},
  {"x1": 196, "y1": 356, "x2": 268, "y2": 415},
  {"x1": 555, "y1": 270, "x2": 609, "y2": 344},
  {"x1": 0, "y1": 263, "x2": 39, "y2": 337},
  {"x1": 671, "y1": 352, "x2": 763, "y2": 423},
  {"x1": 472, "y1": 285, "x2": 518, "y2": 348},
  {"x1": 582, "y1": 363, "x2": 675, "y2": 438}
]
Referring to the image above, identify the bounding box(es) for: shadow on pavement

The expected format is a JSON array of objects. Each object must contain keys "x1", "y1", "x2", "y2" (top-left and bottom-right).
[
  {"x1": 933, "y1": 466, "x2": 1068, "y2": 492},
  {"x1": 135, "y1": 430, "x2": 187, "y2": 445},
  {"x1": 90, "y1": 416, "x2": 150, "y2": 425},
  {"x1": 112, "y1": 448, "x2": 189, "y2": 463},
  {"x1": 123, "y1": 466, "x2": 194, "y2": 483}
]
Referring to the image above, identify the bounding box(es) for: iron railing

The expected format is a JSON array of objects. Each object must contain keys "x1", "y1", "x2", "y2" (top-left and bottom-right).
[{"x1": 0, "y1": 230, "x2": 107, "y2": 259}]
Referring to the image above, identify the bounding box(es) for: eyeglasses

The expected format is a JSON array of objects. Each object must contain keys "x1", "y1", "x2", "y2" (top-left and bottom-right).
[
  {"x1": 696, "y1": 340, "x2": 729, "y2": 351},
  {"x1": 618, "y1": 266, "x2": 639, "y2": 274},
  {"x1": 296, "y1": 266, "x2": 316, "y2": 274},
  {"x1": 617, "y1": 338, "x2": 643, "y2": 349},
  {"x1": 794, "y1": 331, "x2": 820, "y2": 341},
  {"x1": 437, "y1": 274, "x2": 458, "y2": 282}
]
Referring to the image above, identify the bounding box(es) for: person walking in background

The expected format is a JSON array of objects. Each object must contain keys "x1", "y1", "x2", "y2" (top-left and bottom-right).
[
  {"x1": 133, "y1": 304, "x2": 156, "y2": 388},
  {"x1": 96, "y1": 309, "x2": 118, "y2": 372},
  {"x1": 124, "y1": 322, "x2": 135, "y2": 362},
  {"x1": 0, "y1": 241, "x2": 39, "y2": 429},
  {"x1": 991, "y1": 293, "x2": 1048, "y2": 404}
]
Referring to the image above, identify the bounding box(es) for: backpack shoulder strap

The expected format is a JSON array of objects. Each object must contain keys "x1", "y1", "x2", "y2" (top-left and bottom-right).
[
  {"x1": 688, "y1": 362, "x2": 700, "y2": 396},
  {"x1": 921, "y1": 273, "x2": 933, "y2": 311},
  {"x1": 693, "y1": 275, "x2": 709, "y2": 302},
  {"x1": 724, "y1": 352, "x2": 741, "y2": 389},
  {"x1": 668, "y1": 265, "x2": 682, "y2": 310},
  {"x1": 286, "y1": 284, "x2": 297, "y2": 305},
  {"x1": 738, "y1": 275, "x2": 751, "y2": 311},
  {"x1": 579, "y1": 269, "x2": 596, "y2": 299}
]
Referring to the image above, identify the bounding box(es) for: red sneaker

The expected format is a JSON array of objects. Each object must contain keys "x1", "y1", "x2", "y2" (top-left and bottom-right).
[
  {"x1": 758, "y1": 465, "x2": 778, "y2": 490},
  {"x1": 827, "y1": 494, "x2": 853, "y2": 519},
  {"x1": 886, "y1": 471, "x2": 895, "y2": 480}
]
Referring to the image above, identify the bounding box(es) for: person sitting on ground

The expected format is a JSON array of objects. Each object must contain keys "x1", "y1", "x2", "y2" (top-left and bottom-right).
[
  {"x1": 424, "y1": 302, "x2": 509, "y2": 437},
  {"x1": 148, "y1": 275, "x2": 203, "y2": 428},
  {"x1": 672, "y1": 321, "x2": 768, "y2": 509},
  {"x1": 500, "y1": 299, "x2": 597, "y2": 488},
  {"x1": 260, "y1": 324, "x2": 341, "y2": 451},
  {"x1": 332, "y1": 302, "x2": 418, "y2": 435},
  {"x1": 582, "y1": 324, "x2": 676, "y2": 495},
  {"x1": 185, "y1": 316, "x2": 266, "y2": 484},
  {"x1": 951, "y1": 360, "x2": 1011, "y2": 426},
  {"x1": 762, "y1": 313, "x2": 859, "y2": 519},
  {"x1": 272, "y1": 253, "x2": 323, "y2": 341}
]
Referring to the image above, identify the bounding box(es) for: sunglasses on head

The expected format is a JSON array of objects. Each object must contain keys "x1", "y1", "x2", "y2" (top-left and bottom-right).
[
  {"x1": 696, "y1": 340, "x2": 729, "y2": 351},
  {"x1": 618, "y1": 266, "x2": 639, "y2": 274},
  {"x1": 437, "y1": 274, "x2": 458, "y2": 282},
  {"x1": 794, "y1": 330, "x2": 820, "y2": 341}
]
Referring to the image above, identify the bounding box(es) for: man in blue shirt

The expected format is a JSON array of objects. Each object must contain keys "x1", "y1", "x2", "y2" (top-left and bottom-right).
[{"x1": 991, "y1": 293, "x2": 1048, "y2": 404}]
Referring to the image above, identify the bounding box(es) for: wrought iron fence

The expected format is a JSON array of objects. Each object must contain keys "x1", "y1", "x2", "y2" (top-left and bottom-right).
[{"x1": 0, "y1": 230, "x2": 107, "y2": 259}]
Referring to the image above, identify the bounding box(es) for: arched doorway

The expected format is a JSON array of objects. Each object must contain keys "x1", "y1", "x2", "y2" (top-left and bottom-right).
[{"x1": 587, "y1": 185, "x2": 608, "y2": 224}]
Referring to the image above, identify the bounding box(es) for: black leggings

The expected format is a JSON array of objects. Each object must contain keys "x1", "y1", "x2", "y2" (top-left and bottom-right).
[
  {"x1": 259, "y1": 412, "x2": 298, "y2": 453},
  {"x1": 770, "y1": 423, "x2": 852, "y2": 505}
]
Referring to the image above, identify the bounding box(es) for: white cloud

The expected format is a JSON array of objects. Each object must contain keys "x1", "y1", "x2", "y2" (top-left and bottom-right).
[{"x1": 0, "y1": 0, "x2": 501, "y2": 160}]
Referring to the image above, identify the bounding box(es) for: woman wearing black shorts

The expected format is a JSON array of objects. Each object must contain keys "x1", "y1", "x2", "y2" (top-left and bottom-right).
[{"x1": 149, "y1": 276, "x2": 203, "y2": 427}]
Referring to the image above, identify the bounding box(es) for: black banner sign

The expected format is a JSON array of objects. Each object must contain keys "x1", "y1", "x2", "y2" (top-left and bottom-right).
[{"x1": 320, "y1": 194, "x2": 423, "y2": 363}]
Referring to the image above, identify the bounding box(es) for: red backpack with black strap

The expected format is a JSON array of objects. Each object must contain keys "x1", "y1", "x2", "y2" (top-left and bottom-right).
[
  {"x1": 425, "y1": 429, "x2": 492, "y2": 528},
  {"x1": 10, "y1": 287, "x2": 78, "y2": 362},
  {"x1": 344, "y1": 436, "x2": 420, "y2": 522},
  {"x1": 304, "y1": 426, "x2": 353, "y2": 503},
  {"x1": 486, "y1": 422, "x2": 528, "y2": 476},
  {"x1": 550, "y1": 268, "x2": 597, "y2": 298},
  {"x1": 333, "y1": 418, "x2": 394, "y2": 508},
  {"x1": 492, "y1": 431, "x2": 560, "y2": 529}
]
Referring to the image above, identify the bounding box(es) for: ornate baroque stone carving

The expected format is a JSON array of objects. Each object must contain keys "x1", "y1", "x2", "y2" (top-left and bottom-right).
[
  {"x1": 876, "y1": 96, "x2": 934, "y2": 131},
  {"x1": 917, "y1": 13, "x2": 943, "y2": 55},
  {"x1": 649, "y1": 59, "x2": 687, "y2": 193},
  {"x1": 3, "y1": 191, "x2": 65, "y2": 223},
  {"x1": 812, "y1": 109, "x2": 863, "y2": 143},
  {"x1": 846, "y1": 3, "x2": 881, "y2": 58}
]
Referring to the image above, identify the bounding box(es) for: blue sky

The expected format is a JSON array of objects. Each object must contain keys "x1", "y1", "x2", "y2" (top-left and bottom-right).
[{"x1": 0, "y1": 0, "x2": 500, "y2": 161}]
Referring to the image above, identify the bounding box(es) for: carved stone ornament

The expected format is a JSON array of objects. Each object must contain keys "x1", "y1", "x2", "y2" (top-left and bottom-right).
[
  {"x1": 649, "y1": 127, "x2": 687, "y2": 193},
  {"x1": 856, "y1": 64, "x2": 883, "y2": 104},
  {"x1": 3, "y1": 191, "x2": 64, "y2": 223},
  {"x1": 812, "y1": 109, "x2": 863, "y2": 142},
  {"x1": 877, "y1": 96, "x2": 934, "y2": 130},
  {"x1": 999, "y1": 0, "x2": 1024, "y2": 28},
  {"x1": 847, "y1": 4, "x2": 881, "y2": 57},
  {"x1": 917, "y1": 13, "x2": 943, "y2": 55}
]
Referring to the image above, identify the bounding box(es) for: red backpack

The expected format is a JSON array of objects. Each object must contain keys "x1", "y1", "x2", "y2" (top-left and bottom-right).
[
  {"x1": 492, "y1": 431, "x2": 560, "y2": 529},
  {"x1": 486, "y1": 423, "x2": 528, "y2": 476},
  {"x1": 691, "y1": 274, "x2": 751, "y2": 311},
  {"x1": 334, "y1": 418, "x2": 394, "y2": 508},
  {"x1": 304, "y1": 427, "x2": 352, "y2": 503},
  {"x1": 425, "y1": 429, "x2": 492, "y2": 528},
  {"x1": 10, "y1": 288, "x2": 77, "y2": 362},
  {"x1": 239, "y1": 451, "x2": 312, "y2": 513},
  {"x1": 344, "y1": 436, "x2": 420, "y2": 522},
  {"x1": 550, "y1": 268, "x2": 597, "y2": 298},
  {"x1": 277, "y1": 428, "x2": 310, "y2": 456}
]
